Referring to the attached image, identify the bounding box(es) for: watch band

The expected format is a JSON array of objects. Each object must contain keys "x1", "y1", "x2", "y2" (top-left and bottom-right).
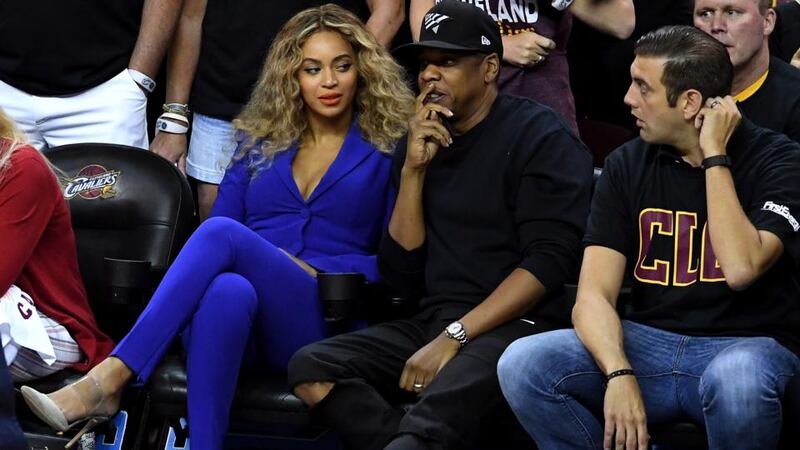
[
  {"x1": 701, "y1": 155, "x2": 732, "y2": 170},
  {"x1": 444, "y1": 322, "x2": 469, "y2": 347}
]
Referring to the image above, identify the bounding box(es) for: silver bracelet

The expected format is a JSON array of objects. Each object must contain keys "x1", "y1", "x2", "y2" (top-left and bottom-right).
[{"x1": 163, "y1": 103, "x2": 190, "y2": 115}]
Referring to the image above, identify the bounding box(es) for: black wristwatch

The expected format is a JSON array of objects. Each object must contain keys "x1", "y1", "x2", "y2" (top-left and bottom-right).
[
  {"x1": 444, "y1": 321, "x2": 469, "y2": 347},
  {"x1": 701, "y1": 155, "x2": 732, "y2": 170}
]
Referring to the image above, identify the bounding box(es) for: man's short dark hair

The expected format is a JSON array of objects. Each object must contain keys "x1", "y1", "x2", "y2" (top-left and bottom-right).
[{"x1": 634, "y1": 25, "x2": 733, "y2": 107}]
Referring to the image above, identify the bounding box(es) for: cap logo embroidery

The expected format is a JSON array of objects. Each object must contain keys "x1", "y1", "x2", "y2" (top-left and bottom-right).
[
  {"x1": 423, "y1": 13, "x2": 451, "y2": 34},
  {"x1": 481, "y1": 35, "x2": 491, "y2": 45}
]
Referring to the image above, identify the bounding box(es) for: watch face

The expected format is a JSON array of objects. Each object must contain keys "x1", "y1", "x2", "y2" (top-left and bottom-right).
[{"x1": 446, "y1": 322, "x2": 462, "y2": 334}]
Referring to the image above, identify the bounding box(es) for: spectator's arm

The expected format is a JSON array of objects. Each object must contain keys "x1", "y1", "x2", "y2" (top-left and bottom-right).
[
  {"x1": 570, "y1": 0, "x2": 635, "y2": 40},
  {"x1": 163, "y1": 0, "x2": 207, "y2": 105},
  {"x1": 459, "y1": 269, "x2": 546, "y2": 339},
  {"x1": 397, "y1": 127, "x2": 592, "y2": 395},
  {"x1": 464, "y1": 130, "x2": 594, "y2": 338},
  {"x1": 365, "y1": 0, "x2": 406, "y2": 47},
  {"x1": 0, "y1": 153, "x2": 57, "y2": 294},
  {"x1": 701, "y1": 97, "x2": 786, "y2": 291},
  {"x1": 572, "y1": 246, "x2": 627, "y2": 376},
  {"x1": 409, "y1": 0, "x2": 435, "y2": 41},
  {"x1": 149, "y1": 0, "x2": 207, "y2": 171},
  {"x1": 572, "y1": 246, "x2": 650, "y2": 450},
  {"x1": 377, "y1": 139, "x2": 426, "y2": 295},
  {"x1": 705, "y1": 164, "x2": 784, "y2": 291},
  {"x1": 128, "y1": 0, "x2": 184, "y2": 79},
  {"x1": 377, "y1": 232, "x2": 426, "y2": 296},
  {"x1": 379, "y1": 165, "x2": 428, "y2": 294}
]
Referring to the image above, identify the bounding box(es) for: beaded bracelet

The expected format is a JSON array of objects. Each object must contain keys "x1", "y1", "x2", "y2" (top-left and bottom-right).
[{"x1": 606, "y1": 368, "x2": 636, "y2": 381}]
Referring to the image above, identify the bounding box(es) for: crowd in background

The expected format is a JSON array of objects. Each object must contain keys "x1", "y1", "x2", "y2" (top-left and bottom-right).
[{"x1": 0, "y1": 0, "x2": 799, "y2": 449}]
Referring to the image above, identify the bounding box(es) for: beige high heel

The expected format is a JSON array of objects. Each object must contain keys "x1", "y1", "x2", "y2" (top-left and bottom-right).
[{"x1": 21, "y1": 373, "x2": 121, "y2": 449}]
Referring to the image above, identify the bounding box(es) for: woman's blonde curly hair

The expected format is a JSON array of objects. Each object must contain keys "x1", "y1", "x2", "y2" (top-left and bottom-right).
[
  {"x1": 0, "y1": 108, "x2": 29, "y2": 184},
  {"x1": 233, "y1": 4, "x2": 415, "y2": 169}
]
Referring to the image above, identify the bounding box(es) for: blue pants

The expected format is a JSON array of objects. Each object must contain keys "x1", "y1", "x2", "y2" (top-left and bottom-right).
[
  {"x1": 113, "y1": 217, "x2": 325, "y2": 450},
  {"x1": 497, "y1": 320, "x2": 800, "y2": 450}
]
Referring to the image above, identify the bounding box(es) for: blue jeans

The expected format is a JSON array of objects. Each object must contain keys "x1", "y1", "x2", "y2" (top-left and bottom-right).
[{"x1": 497, "y1": 321, "x2": 800, "y2": 450}]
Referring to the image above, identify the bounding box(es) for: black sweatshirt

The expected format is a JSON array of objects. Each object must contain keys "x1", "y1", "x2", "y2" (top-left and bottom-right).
[{"x1": 378, "y1": 94, "x2": 593, "y2": 322}]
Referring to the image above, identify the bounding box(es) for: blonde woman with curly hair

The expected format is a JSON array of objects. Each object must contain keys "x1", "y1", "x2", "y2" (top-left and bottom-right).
[{"x1": 22, "y1": 5, "x2": 414, "y2": 449}]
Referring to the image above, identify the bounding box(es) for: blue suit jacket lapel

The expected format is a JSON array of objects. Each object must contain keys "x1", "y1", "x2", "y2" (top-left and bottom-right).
[{"x1": 273, "y1": 144, "x2": 305, "y2": 203}]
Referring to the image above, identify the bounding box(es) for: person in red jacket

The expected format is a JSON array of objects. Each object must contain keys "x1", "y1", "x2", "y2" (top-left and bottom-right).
[{"x1": 0, "y1": 108, "x2": 113, "y2": 382}]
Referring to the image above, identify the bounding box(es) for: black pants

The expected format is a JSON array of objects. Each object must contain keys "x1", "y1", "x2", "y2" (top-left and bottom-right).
[
  {"x1": 0, "y1": 353, "x2": 27, "y2": 450},
  {"x1": 288, "y1": 305, "x2": 561, "y2": 450}
]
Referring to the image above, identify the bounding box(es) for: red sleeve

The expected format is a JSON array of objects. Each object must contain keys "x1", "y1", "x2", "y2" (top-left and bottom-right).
[{"x1": 0, "y1": 148, "x2": 58, "y2": 293}]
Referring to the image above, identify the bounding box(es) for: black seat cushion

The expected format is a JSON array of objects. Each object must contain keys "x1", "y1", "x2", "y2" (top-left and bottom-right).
[
  {"x1": 649, "y1": 422, "x2": 708, "y2": 449},
  {"x1": 783, "y1": 375, "x2": 800, "y2": 445},
  {"x1": 149, "y1": 357, "x2": 310, "y2": 425}
]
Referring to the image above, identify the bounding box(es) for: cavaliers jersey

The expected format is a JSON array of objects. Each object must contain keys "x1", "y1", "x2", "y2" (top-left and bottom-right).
[{"x1": 585, "y1": 119, "x2": 800, "y2": 354}]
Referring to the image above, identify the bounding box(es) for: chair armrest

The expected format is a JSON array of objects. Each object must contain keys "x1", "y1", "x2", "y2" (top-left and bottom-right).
[
  {"x1": 104, "y1": 257, "x2": 152, "y2": 305},
  {"x1": 317, "y1": 273, "x2": 364, "y2": 322},
  {"x1": 360, "y1": 282, "x2": 418, "y2": 321},
  {"x1": 317, "y1": 273, "x2": 421, "y2": 322}
]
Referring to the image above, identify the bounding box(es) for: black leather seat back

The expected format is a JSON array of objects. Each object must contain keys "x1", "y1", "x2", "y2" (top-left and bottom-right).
[{"x1": 43, "y1": 144, "x2": 195, "y2": 336}]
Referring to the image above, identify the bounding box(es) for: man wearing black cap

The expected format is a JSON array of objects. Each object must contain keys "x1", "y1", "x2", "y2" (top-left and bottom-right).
[{"x1": 288, "y1": 2, "x2": 593, "y2": 449}]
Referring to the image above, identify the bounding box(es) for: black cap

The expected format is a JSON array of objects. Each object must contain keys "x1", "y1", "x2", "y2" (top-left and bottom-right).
[{"x1": 394, "y1": 1, "x2": 503, "y2": 60}]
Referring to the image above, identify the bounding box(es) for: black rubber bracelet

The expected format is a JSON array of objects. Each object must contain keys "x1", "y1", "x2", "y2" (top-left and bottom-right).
[
  {"x1": 701, "y1": 155, "x2": 732, "y2": 170},
  {"x1": 606, "y1": 369, "x2": 636, "y2": 381}
]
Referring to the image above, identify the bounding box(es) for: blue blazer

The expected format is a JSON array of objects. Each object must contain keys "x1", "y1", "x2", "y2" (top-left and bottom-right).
[{"x1": 211, "y1": 123, "x2": 394, "y2": 282}]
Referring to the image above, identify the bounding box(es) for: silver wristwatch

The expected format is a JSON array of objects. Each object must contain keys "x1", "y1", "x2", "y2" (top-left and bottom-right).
[{"x1": 444, "y1": 321, "x2": 469, "y2": 347}]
